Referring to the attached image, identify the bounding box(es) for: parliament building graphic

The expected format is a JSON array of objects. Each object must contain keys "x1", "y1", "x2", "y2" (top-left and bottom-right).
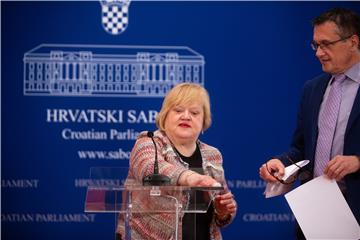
[{"x1": 23, "y1": 44, "x2": 205, "y2": 97}]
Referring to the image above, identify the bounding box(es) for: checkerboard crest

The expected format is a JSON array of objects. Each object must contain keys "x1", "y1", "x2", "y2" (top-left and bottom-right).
[{"x1": 100, "y1": 0, "x2": 131, "y2": 35}]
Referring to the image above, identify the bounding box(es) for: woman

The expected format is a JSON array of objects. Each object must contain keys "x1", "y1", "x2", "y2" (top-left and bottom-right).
[{"x1": 117, "y1": 83, "x2": 236, "y2": 240}]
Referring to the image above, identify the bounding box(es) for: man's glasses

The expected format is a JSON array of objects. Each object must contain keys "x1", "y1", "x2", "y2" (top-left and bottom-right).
[
  {"x1": 265, "y1": 155, "x2": 311, "y2": 185},
  {"x1": 311, "y1": 35, "x2": 353, "y2": 51}
]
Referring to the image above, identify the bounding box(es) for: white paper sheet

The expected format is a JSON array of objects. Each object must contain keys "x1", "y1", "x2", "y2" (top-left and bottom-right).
[
  {"x1": 285, "y1": 175, "x2": 360, "y2": 240},
  {"x1": 265, "y1": 160, "x2": 309, "y2": 198}
]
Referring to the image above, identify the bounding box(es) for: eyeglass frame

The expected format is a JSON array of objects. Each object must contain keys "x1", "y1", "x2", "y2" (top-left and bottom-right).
[
  {"x1": 310, "y1": 35, "x2": 353, "y2": 51},
  {"x1": 265, "y1": 155, "x2": 311, "y2": 185}
]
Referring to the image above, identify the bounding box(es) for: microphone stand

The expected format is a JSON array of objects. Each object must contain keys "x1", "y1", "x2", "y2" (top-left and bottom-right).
[{"x1": 143, "y1": 131, "x2": 171, "y2": 186}]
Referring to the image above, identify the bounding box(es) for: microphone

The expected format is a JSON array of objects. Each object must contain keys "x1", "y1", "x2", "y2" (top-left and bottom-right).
[{"x1": 142, "y1": 131, "x2": 171, "y2": 186}]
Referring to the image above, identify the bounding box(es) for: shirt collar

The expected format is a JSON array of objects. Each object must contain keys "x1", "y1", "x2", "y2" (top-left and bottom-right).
[{"x1": 343, "y1": 61, "x2": 360, "y2": 84}]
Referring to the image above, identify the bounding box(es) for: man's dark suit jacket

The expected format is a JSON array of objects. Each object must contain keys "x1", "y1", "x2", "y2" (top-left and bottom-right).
[{"x1": 278, "y1": 73, "x2": 360, "y2": 223}]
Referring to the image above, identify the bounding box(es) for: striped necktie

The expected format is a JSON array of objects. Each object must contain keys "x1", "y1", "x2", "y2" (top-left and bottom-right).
[{"x1": 314, "y1": 74, "x2": 346, "y2": 177}]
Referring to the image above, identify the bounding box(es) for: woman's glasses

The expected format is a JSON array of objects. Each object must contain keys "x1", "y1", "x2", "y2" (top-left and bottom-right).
[{"x1": 266, "y1": 155, "x2": 311, "y2": 185}]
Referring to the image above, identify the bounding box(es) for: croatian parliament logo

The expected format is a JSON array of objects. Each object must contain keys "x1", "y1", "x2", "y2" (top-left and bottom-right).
[{"x1": 100, "y1": 0, "x2": 131, "y2": 35}]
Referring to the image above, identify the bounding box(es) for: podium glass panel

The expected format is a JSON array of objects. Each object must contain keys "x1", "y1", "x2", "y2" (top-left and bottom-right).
[{"x1": 84, "y1": 167, "x2": 223, "y2": 240}]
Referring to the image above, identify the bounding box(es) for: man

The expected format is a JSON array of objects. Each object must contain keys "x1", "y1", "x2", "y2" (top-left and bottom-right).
[{"x1": 259, "y1": 7, "x2": 360, "y2": 239}]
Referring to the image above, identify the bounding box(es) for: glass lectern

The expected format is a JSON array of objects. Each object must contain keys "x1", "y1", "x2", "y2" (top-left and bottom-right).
[{"x1": 84, "y1": 167, "x2": 223, "y2": 240}]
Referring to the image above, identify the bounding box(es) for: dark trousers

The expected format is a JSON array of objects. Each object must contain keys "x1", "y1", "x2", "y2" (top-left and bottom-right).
[{"x1": 295, "y1": 222, "x2": 306, "y2": 240}]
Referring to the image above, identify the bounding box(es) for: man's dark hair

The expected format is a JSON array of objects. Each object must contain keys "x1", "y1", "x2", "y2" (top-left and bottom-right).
[{"x1": 312, "y1": 8, "x2": 360, "y2": 49}]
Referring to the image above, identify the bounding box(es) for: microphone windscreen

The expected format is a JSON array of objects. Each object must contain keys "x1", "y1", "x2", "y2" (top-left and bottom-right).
[{"x1": 147, "y1": 131, "x2": 154, "y2": 138}]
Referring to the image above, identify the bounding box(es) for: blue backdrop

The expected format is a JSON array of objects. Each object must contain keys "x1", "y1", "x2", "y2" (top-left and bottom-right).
[{"x1": 2, "y1": 1, "x2": 360, "y2": 239}]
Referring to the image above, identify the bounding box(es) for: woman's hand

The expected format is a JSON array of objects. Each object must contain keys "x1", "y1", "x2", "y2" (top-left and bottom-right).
[
  {"x1": 214, "y1": 192, "x2": 236, "y2": 217},
  {"x1": 178, "y1": 170, "x2": 220, "y2": 187}
]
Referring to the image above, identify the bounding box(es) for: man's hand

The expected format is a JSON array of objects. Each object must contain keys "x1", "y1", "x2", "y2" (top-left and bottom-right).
[
  {"x1": 259, "y1": 159, "x2": 285, "y2": 182},
  {"x1": 324, "y1": 155, "x2": 360, "y2": 181}
]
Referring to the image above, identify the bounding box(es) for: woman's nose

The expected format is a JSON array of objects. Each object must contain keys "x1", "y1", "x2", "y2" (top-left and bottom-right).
[{"x1": 181, "y1": 110, "x2": 191, "y2": 120}]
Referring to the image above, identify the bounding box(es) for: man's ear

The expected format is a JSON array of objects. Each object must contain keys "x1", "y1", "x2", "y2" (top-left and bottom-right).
[{"x1": 350, "y1": 34, "x2": 360, "y2": 51}]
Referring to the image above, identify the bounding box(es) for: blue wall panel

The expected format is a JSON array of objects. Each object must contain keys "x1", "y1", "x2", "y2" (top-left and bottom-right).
[{"x1": 2, "y1": 1, "x2": 359, "y2": 239}]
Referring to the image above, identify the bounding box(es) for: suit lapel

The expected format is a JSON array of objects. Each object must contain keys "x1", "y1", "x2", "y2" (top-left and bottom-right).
[
  {"x1": 311, "y1": 74, "x2": 331, "y2": 135},
  {"x1": 311, "y1": 75, "x2": 331, "y2": 124},
  {"x1": 345, "y1": 87, "x2": 360, "y2": 137},
  {"x1": 309, "y1": 74, "x2": 331, "y2": 166}
]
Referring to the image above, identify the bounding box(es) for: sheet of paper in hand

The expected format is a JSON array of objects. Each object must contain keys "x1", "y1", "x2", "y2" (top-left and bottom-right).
[{"x1": 264, "y1": 160, "x2": 309, "y2": 198}]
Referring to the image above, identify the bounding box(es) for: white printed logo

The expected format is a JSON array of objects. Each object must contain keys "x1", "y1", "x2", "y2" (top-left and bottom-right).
[
  {"x1": 23, "y1": 44, "x2": 205, "y2": 97},
  {"x1": 100, "y1": 0, "x2": 131, "y2": 35}
]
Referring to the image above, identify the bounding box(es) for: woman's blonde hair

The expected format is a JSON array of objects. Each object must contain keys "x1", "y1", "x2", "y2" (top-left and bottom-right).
[{"x1": 156, "y1": 83, "x2": 212, "y2": 132}]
